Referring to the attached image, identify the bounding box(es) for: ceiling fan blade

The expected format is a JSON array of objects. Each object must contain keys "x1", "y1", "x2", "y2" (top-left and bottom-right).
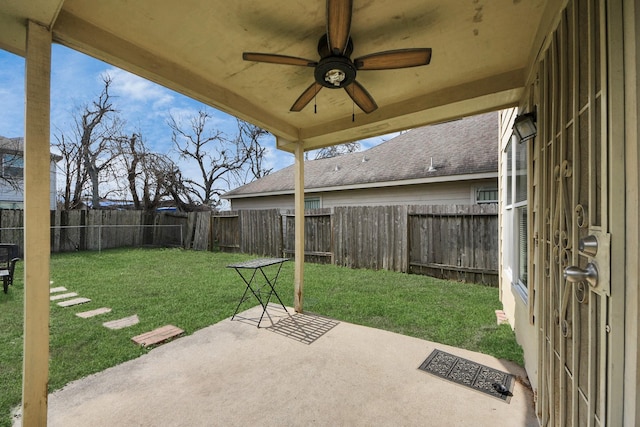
[
  {"x1": 344, "y1": 81, "x2": 378, "y2": 114},
  {"x1": 290, "y1": 82, "x2": 324, "y2": 112},
  {"x1": 327, "y1": 0, "x2": 353, "y2": 55},
  {"x1": 354, "y1": 48, "x2": 432, "y2": 70},
  {"x1": 243, "y1": 52, "x2": 317, "y2": 67}
]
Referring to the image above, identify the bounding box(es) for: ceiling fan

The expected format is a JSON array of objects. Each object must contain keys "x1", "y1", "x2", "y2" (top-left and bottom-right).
[{"x1": 242, "y1": 0, "x2": 432, "y2": 114}]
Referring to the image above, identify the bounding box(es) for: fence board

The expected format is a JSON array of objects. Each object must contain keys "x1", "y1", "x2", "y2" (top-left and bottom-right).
[
  {"x1": 408, "y1": 204, "x2": 499, "y2": 285},
  {"x1": 331, "y1": 205, "x2": 408, "y2": 272},
  {"x1": 189, "y1": 212, "x2": 211, "y2": 251},
  {"x1": 240, "y1": 209, "x2": 282, "y2": 257},
  {"x1": 283, "y1": 208, "x2": 331, "y2": 263}
]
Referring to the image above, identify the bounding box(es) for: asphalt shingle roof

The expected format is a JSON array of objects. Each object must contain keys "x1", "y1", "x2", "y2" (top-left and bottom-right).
[{"x1": 224, "y1": 111, "x2": 498, "y2": 198}]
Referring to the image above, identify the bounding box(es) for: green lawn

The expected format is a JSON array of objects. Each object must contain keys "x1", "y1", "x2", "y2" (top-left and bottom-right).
[{"x1": 0, "y1": 248, "x2": 522, "y2": 426}]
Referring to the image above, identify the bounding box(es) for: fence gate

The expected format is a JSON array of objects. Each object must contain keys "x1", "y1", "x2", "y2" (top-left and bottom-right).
[{"x1": 534, "y1": 0, "x2": 612, "y2": 424}]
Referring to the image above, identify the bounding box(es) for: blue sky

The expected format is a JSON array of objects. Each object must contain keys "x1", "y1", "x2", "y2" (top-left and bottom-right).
[
  {"x1": 0, "y1": 45, "x2": 389, "y2": 184},
  {"x1": 0, "y1": 45, "x2": 299, "y2": 176}
]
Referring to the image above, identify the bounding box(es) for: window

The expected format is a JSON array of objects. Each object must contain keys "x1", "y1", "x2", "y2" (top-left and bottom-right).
[
  {"x1": 504, "y1": 134, "x2": 528, "y2": 301},
  {"x1": 1, "y1": 153, "x2": 23, "y2": 178},
  {"x1": 304, "y1": 197, "x2": 321, "y2": 210},
  {"x1": 517, "y1": 206, "x2": 528, "y2": 286},
  {"x1": 476, "y1": 188, "x2": 498, "y2": 204}
]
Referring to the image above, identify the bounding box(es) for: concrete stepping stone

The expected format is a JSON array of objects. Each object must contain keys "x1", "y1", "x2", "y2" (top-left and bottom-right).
[
  {"x1": 76, "y1": 307, "x2": 112, "y2": 318},
  {"x1": 132, "y1": 325, "x2": 184, "y2": 347},
  {"x1": 103, "y1": 315, "x2": 139, "y2": 330},
  {"x1": 57, "y1": 297, "x2": 91, "y2": 307},
  {"x1": 50, "y1": 286, "x2": 68, "y2": 293},
  {"x1": 50, "y1": 292, "x2": 78, "y2": 301}
]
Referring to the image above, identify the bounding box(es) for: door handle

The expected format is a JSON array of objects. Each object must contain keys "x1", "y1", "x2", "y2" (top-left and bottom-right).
[{"x1": 563, "y1": 263, "x2": 598, "y2": 287}]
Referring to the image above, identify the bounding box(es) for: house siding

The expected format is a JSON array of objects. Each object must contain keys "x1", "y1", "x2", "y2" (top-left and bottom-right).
[
  {"x1": 0, "y1": 161, "x2": 58, "y2": 210},
  {"x1": 229, "y1": 178, "x2": 497, "y2": 211},
  {"x1": 0, "y1": 137, "x2": 60, "y2": 210}
]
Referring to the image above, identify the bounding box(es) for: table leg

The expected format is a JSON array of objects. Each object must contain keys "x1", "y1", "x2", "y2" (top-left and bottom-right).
[
  {"x1": 257, "y1": 263, "x2": 288, "y2": 312},
  {"x1": 230, "y1": 268, "x2": 261, "y2": 320}
]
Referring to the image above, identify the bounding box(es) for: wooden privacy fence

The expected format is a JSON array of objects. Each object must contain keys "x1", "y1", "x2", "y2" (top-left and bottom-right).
[
  {"x1": 211, "y1": 210, "x2": 282, "y2": 256},
  {"x1": 212, "y1": 204, "x2": 499, "y2": 285},
  {"x1": 0, "y1": 204, "x2": 499, "y2": 284},
  {"x1": 0, "y1": 209, "x2": 213, "y2": 255},
  {"x1": 407, "y1": 205, "x2": 499, "y2": 285}
]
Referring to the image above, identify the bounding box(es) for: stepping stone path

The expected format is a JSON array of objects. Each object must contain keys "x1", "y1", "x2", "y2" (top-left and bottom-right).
[
  {"x1": 132, "y1": 325, "x2": 184, "y2": 347},
  {"x1": 76, "y1": 307, "x2": 112, "y2": 318},
  {"x1": 49, "y1": 282, "x2": 183, "y2": 349},
  {"x1": 49, "y1": 285, "x2": 90, "y2": 306},
  {"x1": 103, "y1": 315, "x2": 140, "y2": 330},
  {"x1": 57, "y1": 297, "x2": 91, "y2": 307},
  {"x1": 50, "y1": 292, "x2": 78, "y2": 301}
]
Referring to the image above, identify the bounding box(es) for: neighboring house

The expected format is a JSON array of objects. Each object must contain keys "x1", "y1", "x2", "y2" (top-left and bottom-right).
[
  {"x1": 223, "y1": 112, "x2": 498, "y2": 210},
  {"x1": 0, "y1": 136, "x2": 61, "y2": 210}
]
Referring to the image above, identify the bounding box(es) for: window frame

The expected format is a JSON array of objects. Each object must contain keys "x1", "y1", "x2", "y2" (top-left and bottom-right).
[
  {"x1": 504, "y1": 133, "x2": 528, "y2": 303},
  {"x1": 304, "y1": 196, "x2": 321, "y2": 210},
  {"x1": 475, "y1": 187, "x2": 499, "y2": 204}
]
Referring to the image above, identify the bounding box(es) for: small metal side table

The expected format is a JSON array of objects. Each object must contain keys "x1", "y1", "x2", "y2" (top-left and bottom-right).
[{"x1": 227, "y1": 257, "x2": 289, "y2": 327}]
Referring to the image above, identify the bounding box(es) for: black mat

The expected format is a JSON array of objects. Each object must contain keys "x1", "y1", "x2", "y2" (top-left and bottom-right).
[{"x1": 418, "y1": 349, "x2": 514, "y2": 402}]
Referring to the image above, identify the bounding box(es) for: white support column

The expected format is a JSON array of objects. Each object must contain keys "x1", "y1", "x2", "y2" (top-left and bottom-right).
[
  {"x1": 293, "y1": 142, "x2": 305, "y2": 313},
  {"x1": 22, "y1": 20, "x2": 52, "y2": 426}
]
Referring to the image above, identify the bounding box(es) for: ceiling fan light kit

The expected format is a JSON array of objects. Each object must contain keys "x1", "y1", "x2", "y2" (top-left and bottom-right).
[
  {"x1": 315, "y1": 56, "x2": 356, "y2": 88},
  {"x1": 242, "y1": 0, "x2": 432, "y2": 114}
]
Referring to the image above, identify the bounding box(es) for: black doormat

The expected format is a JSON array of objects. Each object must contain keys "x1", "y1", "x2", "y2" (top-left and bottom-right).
[{"x1": 418, "y1": 349, "x2": 514, "y2": 402}]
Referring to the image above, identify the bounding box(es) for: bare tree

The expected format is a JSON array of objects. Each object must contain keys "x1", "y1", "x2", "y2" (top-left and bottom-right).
[
  {"x1": 55, "y1": 75, "x2": 122, "y2": 209},
  {"x1": 163, "y1": 165, "x2": 199, "y2": 211},
  {"x1": 311, "y1": 141, "x2": 361, "y2": 160},
  {"x1": 79, "y1": 76, "x2": 122, "y2": 208},
  {"x1": 232, "y1": 119, "x2": 272, "y2": 185},
  {"x1": 112, "y1": 132, "x2": 174, "y2": 211},
  {"x1": 54, "y1": 132, "x2": 86, "y2": 209},
  {"x1": 167, "y1": 110, "x2": 254, "y2": 209}
]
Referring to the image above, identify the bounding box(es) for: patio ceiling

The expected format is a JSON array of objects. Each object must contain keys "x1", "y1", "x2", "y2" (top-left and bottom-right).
[{"x1": 1, "y1": 0, "x2": 551, "y2": 152}]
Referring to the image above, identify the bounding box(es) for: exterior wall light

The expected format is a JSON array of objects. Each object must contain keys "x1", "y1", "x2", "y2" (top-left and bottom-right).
[{"x1": 513, "y1": 111, "x2": 537, "y2": 142}]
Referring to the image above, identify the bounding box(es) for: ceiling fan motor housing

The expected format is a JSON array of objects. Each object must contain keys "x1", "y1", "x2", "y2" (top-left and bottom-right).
[{"x1": 315, "y1": 56, "x2": 356, "y2": 88}]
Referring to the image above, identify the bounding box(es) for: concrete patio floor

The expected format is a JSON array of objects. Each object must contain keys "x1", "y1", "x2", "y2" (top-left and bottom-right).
[{"x1": 30, "y1": 305, "x2": 537, "y2": 426}]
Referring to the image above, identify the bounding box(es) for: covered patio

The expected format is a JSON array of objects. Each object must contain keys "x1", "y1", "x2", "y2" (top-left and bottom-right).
[
  {"x1": 2, "y1": 0, "x2": 640, "y2": 425},
  {"x1": 18, "y1": 306, "x2": 536, "y2": 426}
]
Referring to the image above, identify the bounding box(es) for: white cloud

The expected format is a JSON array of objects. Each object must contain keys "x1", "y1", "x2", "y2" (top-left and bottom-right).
[{"x1": 106, "y1": 68, "x2": 174, "y2": 107}]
